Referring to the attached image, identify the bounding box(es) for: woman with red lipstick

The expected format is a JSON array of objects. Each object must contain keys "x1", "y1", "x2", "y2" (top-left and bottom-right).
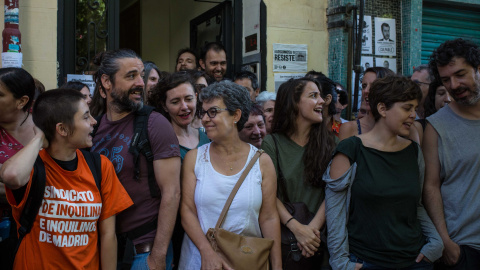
[
  {"x1": 325, "y1": 76, "x2": 443, "y2": 270},
  {"x1": 262, "y1": 77, "x2": 335, "y2": 269},
  {"x1": 150, "y1": 72, "x2": 210, "y2": 161}
]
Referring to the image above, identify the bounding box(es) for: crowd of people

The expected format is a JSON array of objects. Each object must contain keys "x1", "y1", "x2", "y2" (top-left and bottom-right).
[{"x1": 0, "y1": 37, "x2": 478, "y2": 270}]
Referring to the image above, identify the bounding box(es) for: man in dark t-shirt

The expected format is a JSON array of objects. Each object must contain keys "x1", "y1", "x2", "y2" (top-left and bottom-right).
[{"x1": 91, "y1": 49, "x2": 181, "y2": 270}]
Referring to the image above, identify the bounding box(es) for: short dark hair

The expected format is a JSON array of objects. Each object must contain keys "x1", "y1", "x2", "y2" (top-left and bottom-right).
[
  {"x1": 200, "y1": 80, "x2": 252, "y2": 131},
  {"x1": 149, "y1": 72, "x2": 196, "y2": 122},
  {"x1": 337, "y1": 89, "x2": 349, "y2": 106},
  {"x1": 0, "y1": 68, "x2": 35, "y2": 112},
  {"x1": 368, "y1": 76, "x2": 422, "y2": 122},
  {"x1": 93, "y1": 49, "x2": 141, "y2": 93},
  {"x1": 176, "y1": 48, "x2": 199, "y2": 69},
  {"x1": 412, "y1": 64, "x2": 434, "y2": 82},
  {"x1": 429, "y1": 38, "x2": 480, "y2": 82},
  {"x1": 381, "y1": 23, "x2": 390, "y2": 30},
  {"x1": 60, "y1": 80, "x2": 89, "y2": 92},
  {"x1": 233, "y1": 70, "x2": 259, "y2": 90},
  {"x1": 200, "y1": 42, "x2": 226, "y2": 61},
  {"x1": 33, "y1": 89, "x2": 85, "y2": 142},
  {"x1": 364, "y1": 67, "x2": 396, "y2": 79}
]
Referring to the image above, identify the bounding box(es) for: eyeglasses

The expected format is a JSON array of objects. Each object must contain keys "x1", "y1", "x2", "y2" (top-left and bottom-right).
[
  {"x1": 199, "y1": 107, "x2": 229, "y2": 119},
  {"x1": 413, "y1": 80, "x2": 430, "y2": 86}
]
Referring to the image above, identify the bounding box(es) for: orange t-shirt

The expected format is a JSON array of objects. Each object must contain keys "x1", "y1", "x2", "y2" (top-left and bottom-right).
[{"x1": 6, "y1": 149, "x2": 134, "y2": 269}]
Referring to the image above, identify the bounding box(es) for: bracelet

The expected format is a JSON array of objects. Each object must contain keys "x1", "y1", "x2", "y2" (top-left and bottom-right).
[{"x1": 284, "y1": 217, "x2": 295, "y2": 227}]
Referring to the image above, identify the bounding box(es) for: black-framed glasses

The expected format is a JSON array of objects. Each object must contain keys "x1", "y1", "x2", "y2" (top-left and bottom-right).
[
  {"x1": 413, "y1": 80, "x2": 430, "y2": 86},
  {"x1": 199, "y1": 107, "x2": 229, "y2": 119}
]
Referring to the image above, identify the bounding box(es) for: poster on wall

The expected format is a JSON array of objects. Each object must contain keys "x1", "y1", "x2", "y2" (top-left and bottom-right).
[
  {"x1": 375, "y1": 57, "x2": 397, "y2": 73},
  {"x1": 67, "y1": 74, "x2": 96, "y2": 96},
  {"x1": 358, "y1": 15, "x2": 372, "y2": 54},
  {"x1": 273, "y1": 43, "x2": 308, "y2": 72},
  {"x1": 274, "y1": 73, "x2": 306, "y2": 92},
  {"x1": 374, "y1": 17, "x2": 396, "y2": 56}
]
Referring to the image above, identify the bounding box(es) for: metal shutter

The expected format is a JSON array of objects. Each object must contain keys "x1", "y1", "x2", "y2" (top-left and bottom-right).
[{"x1": 421, "y1": 2, "x2": 480, "y2": 64}]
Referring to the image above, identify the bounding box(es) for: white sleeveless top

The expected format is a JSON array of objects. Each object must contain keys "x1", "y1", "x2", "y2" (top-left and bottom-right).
[{"x1": 178, "y1": 143, "x2": 263, "y2": 269}]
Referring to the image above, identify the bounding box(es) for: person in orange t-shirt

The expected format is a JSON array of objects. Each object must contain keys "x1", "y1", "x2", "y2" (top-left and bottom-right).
[{"x1": 0, "y1": 89, "x2": 133, "y2": 270}]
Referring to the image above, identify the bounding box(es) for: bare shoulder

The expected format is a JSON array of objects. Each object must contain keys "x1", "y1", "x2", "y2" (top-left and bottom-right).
[{"x1": 339, "y1": 120, "x2": 358, "y2": 141}]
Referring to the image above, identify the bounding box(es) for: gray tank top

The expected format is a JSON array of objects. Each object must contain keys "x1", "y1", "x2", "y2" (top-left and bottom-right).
[{"x1": 427, "y1": 105, "x2": 480, "y2": 250}]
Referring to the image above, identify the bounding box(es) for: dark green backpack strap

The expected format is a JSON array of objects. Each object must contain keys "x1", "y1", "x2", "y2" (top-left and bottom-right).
[
  {"x1": 80, "y1": 150, "x2": 102, "y2": 194},
  {"x1": 16, "y1": 155, "x2": 46, "y2": 254},
  {"x1": 129, "y1": 106, "x2": 160, "y2": 198}
]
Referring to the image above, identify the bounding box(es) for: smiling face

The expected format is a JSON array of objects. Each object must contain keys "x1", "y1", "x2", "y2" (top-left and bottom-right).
[
  {"x1": 383, "y1": 99, "x2": 418, "y2": 137},
  {"x1": 262, "y1": 100, "x2": 275, "y2": 134},
  {"x1": 105, "y1": 57, "x2": 145, "y2": 113},
  {"x1": 164, "y1": 83, "x2": 196, "y2": 128},
  {"x1": 238, "y1": 114, "x2": 266, "y2": 148},
  {"x1": 201, "y1": 49, "x2": 227, "y2": 82},
  {"x1": 437, "y1": 57, "x2": 480, "y2": 106},
  {"x1": 201, "y1": 98, "x2": 238, "y2": 141},
  {"x1": 67, "y1": 100, "x2": 97, "y2": 148},
  {"x1": 176, "y1": 52, "x2": 197, "y2": 72},
  {"x1": 296, "y1": 81, "x2": 325, "y2": 125},
  {"x1": 434, "y1": 85, "x2": 451, "y2": 111},
  {"x1": 361, "y1": 71, "x2": 377, "y2": 109}
]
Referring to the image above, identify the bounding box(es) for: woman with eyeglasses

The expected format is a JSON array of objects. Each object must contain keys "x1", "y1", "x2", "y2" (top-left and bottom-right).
[{"x1": 179, "y1": 80, "x2": 281, "y2": 270}]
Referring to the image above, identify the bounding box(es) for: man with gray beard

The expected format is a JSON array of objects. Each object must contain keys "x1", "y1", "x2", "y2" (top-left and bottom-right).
[
  {"x1": 423, "y1": 39, "x2": 480, "y2": 269},
  {"x1": 91, "y1": 49, "x2": 181, "y2": 270}
]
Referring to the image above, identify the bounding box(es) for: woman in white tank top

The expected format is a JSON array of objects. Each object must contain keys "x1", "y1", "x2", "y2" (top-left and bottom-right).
[{"x1": 179, "y1": 81, "x2": 281, "y2": 270}]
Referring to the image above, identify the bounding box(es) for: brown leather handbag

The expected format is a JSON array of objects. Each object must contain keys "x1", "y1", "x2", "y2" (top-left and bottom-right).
[{"x1": 206, "y1": 150, "x2": 274, "y2": 270}]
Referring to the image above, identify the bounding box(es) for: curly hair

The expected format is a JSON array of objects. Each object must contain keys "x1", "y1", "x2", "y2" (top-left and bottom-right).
[
  {"x1": 199, "y1": 80, "x2": 252, "y2": 131},
  {"x1": 272, "y1": 77, "x2": 335, "y2": 188},
  {"x1": 368, "y1": 76, "x2": 422, "y2": 122},
  {"x1": 429, "y1": 38, "x2": 480, "y2": 82}
]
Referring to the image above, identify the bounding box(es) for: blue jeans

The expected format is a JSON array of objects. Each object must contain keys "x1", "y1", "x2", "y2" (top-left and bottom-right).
[
  {"x1": 131, "y1": 242, "x2": 174, "y2": 270},
  {"x1": 349, "y1": 253, "x2": 433, "y2": 270}
]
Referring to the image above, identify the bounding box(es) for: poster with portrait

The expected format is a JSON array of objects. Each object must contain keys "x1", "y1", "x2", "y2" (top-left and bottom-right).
[
  {"x1": 375, "y1": 57, "x2": 397, "y2": 73},
  {"x1": 358, "y1": 15, "x2": 372, "y2": 54},
  {"x1": 374, "y1": 17, "x2": 396, "y2": 56}
]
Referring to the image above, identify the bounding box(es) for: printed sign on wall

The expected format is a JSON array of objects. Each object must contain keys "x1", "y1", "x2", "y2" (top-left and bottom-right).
[{"x1": 374, "y1": 17, "x2": 396, "y2": 56}]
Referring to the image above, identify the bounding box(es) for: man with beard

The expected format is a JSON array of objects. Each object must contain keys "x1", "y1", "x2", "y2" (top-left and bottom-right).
[
  {"x1": 199, "y1": 42, "x2": 227, "y2": 82},
  {"x1": 91, "y1": 49, "x2": 181, "y2": 270},
  {"x1": 238, "y1": 104, "x2": 266, "y2": 148},
  {"x1": 423, "y1": 38, "x2": 480, "y2": 269},
  {"x1": 175, "y1": 48, "x2": 198, "y2": 72}
]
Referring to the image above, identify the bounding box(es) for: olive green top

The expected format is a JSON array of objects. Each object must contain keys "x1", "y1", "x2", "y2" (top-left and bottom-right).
[{"x1": 262, "y1": 133, "x2": 324, "y2": 213}]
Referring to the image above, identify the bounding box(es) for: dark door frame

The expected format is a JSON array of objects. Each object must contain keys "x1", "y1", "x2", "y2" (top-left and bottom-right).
[{"x1": 57, "y1": 0, "x2": 119, "y2": 87}]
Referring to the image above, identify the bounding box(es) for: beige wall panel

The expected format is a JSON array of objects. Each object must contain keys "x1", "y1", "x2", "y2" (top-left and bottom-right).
[
  {"x1": 141, "y1": 0, "x2": 170, "y2": 71},
  {"x1": 265, "y1": 27, "x2": 328, "y2": 92},
  {"x1": 264, "y1": 0, "x2": 326, "y2": 30},
  {"x1": 22, "y1": 60, "x2": 57, "y2": 90},
  {"x1": 0, "y1": 3, "x2": 58, "y2": 87}
]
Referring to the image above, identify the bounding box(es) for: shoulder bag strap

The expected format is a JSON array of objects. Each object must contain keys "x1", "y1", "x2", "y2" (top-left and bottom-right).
[
  {"x1": 272, "y1": 134, "x2": 290, "y2": 203},
  {"x1": 215, "y1": 149, "x2": 264, "y2": 229}
]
